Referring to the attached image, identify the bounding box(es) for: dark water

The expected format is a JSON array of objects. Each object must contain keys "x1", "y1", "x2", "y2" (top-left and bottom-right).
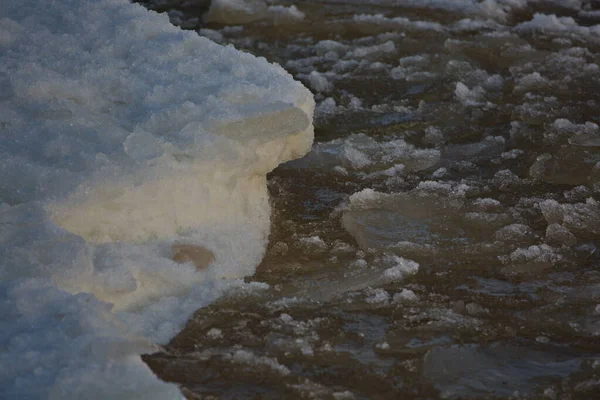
[{"x1": 140, "y1": 1, "x2": 600, "y2": 398}]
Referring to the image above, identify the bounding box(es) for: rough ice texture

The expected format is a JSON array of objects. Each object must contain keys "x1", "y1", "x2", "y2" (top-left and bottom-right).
[
  {"x1": 204, "y1": 0, "x2": 304, "y2": 25},
  {"x1": 289, "y1": 133, "x2": 440, "y2": 173},
  {"x1": 515, "y1": 13, "x2": 600, "y2": 40},
  {"x1": 352, "y1": 13, "x2": 444, "y2": 32},
  {"x1": 455, "y1": 82, "x2": 487, "y2": 107},
  {"x1": 308, "y1": 71, "x2": 333, "y2": 93},
  {"x1": 225, "y1": 349, "x2": 292, "y2": 376},
  {"x1": 0, "y1": 0, "x2": 314, "y2": 398},
  {"x1": 380, "y1": 0, "x2": 528, "y2": 22},
  {"x1": 382, "y1": 256, "x2": 420, "y2": 280}
]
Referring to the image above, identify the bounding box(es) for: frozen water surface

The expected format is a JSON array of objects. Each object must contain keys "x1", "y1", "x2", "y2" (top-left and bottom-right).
[
  {"x1": 137, "y1": 0, "x2": 600, "y2": 398},
  {"x1": 133, "y1": 0, "x2": 600, "y2": 397},
  {"x1": 1, "y1": 0, "x2": 313, "y2": 398},
  {"x1": 6, "y1": 0, "x2": 600, "y2": 398}
]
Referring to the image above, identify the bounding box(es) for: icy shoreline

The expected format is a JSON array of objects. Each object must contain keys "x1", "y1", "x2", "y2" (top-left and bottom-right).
[{"x1": 0, "y1": 0, "x2": 313, "y2": 398}]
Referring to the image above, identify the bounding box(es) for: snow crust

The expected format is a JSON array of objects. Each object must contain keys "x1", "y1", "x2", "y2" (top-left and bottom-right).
[{"x1": 0, "y1": 0, "x2": 314, "y2": 398}]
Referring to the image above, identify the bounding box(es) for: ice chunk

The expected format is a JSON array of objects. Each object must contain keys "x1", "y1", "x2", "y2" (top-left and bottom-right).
[
  {"x1": 308, "y1": 71, "x2": 333, "y2": 93},
  {"x1": 267, "y1": 5, "x2": 305, "y2": 25},
  {"x1": 432, "y1": 167, "x2": 447, "y2": 178},
  {"x1": 341, "y1": 186, "x2": 468, "y2": 250},
  {"x1": 546, "y1": 223, "x2": 577, "y2": 246},
  {"x1": 376, "y1": 0, "x2": 529, "y2": 22},
  {"x1": 443, "y1": 136, "x2": 505, "y2": 161},
  {"x1": 514, "y1": 72, "x2": 549, "y2": 94},
  {"x1": 540, "y1": 199, "x2": 600, "y2": 235},
  {"x1": 528, "y1": 146, "x2": 600, "y2": 185},
  {"x1": 502, "y1": 244, "x2": 563, "y2": 266},
  {"x1": 365, "y1": 288, "x2": 390, "y2": 304},
  {"x1": 290, "y1": 133, "x2": 439, "y2": 172},
  {"x1": 393, "y1": 289, "x2": 418, "y2": 302},
  {"x1": 516, "y1": 13, "x2": 600, "y2": 40},
  {"x1": 501, "y1": 149, "x2": 524, "y2": 159},
  {"x1": 346, "y1": 40, "x2": 396, "y2": 59},
  {"x1": 225, "y1": 349, "x2": 291, "y2": 375},
  {"x1": 424, "y1": 343, "x2": 583, "y2": 397},
  {"x1": 391, "y1": 54, "x2": 438, "y2": 82},
  {"x1": 423, "y1": 126, "x2": 445, "y2": 146},
  {"x1": 545, "y1": 118, "x2": 600, "y2": 145},
  {"x1": 351, "y1": 14, "x2": 444, "y2": 32},
  {"x1": 316, "y1": 97, "x2": 340, "y2": 115},
  {"x1": 198, "y1": 28, "x2": 224, "y2": 43},
  {"x1": 333, "y1": 391, "x2": 356, "y2": 400},
  {"x1": 455, "y1": 82, "x2": 486, "y2": 106},
  {"x1": 204, "y1": 0, "x2": 268, "y2": 24},
  {"x1": 315, "y1": 40, "x2": 349, "y2": 57},
  {"x1": 206, "y1": 327, "x2": 224, "y2": 339},
  {"x1": 494, "y1": 223, "x2": 534, "y2": 243},
  {"x1": 204, "y1": 0, "x2": 304, "y2": 25},
  {"x1": 297, "y1": 235, "x2": 328, "y2": 252},
  {"x1": 382, "y1": 256, "x2": 420, "y2": 280},
  {"x1": 472, "y1": 198, "x2": 503, "y2": 211},
  {"x1": 400, "y1": 54, "x2": 431, "y2": 68}
]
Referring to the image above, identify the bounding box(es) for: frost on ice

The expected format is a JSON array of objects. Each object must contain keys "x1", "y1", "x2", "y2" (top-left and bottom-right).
[{"x1": 0, "y1": 0, "x2": 314, "y2": 398}]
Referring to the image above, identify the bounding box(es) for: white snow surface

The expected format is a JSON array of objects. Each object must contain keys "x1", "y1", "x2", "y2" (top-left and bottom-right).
[{"x1": 0, "y1": 0, "x2": 314, "y2": 398}]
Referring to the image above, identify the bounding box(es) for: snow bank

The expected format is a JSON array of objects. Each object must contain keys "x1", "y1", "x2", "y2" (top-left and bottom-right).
[{"x1": 0, "y1": 0, "x2": 314, "y2": 398}]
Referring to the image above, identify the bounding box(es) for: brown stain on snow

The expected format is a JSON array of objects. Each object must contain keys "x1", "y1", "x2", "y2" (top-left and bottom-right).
[{"x1": 171, "y1": 244, "x2": 215, "y2": 270}]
